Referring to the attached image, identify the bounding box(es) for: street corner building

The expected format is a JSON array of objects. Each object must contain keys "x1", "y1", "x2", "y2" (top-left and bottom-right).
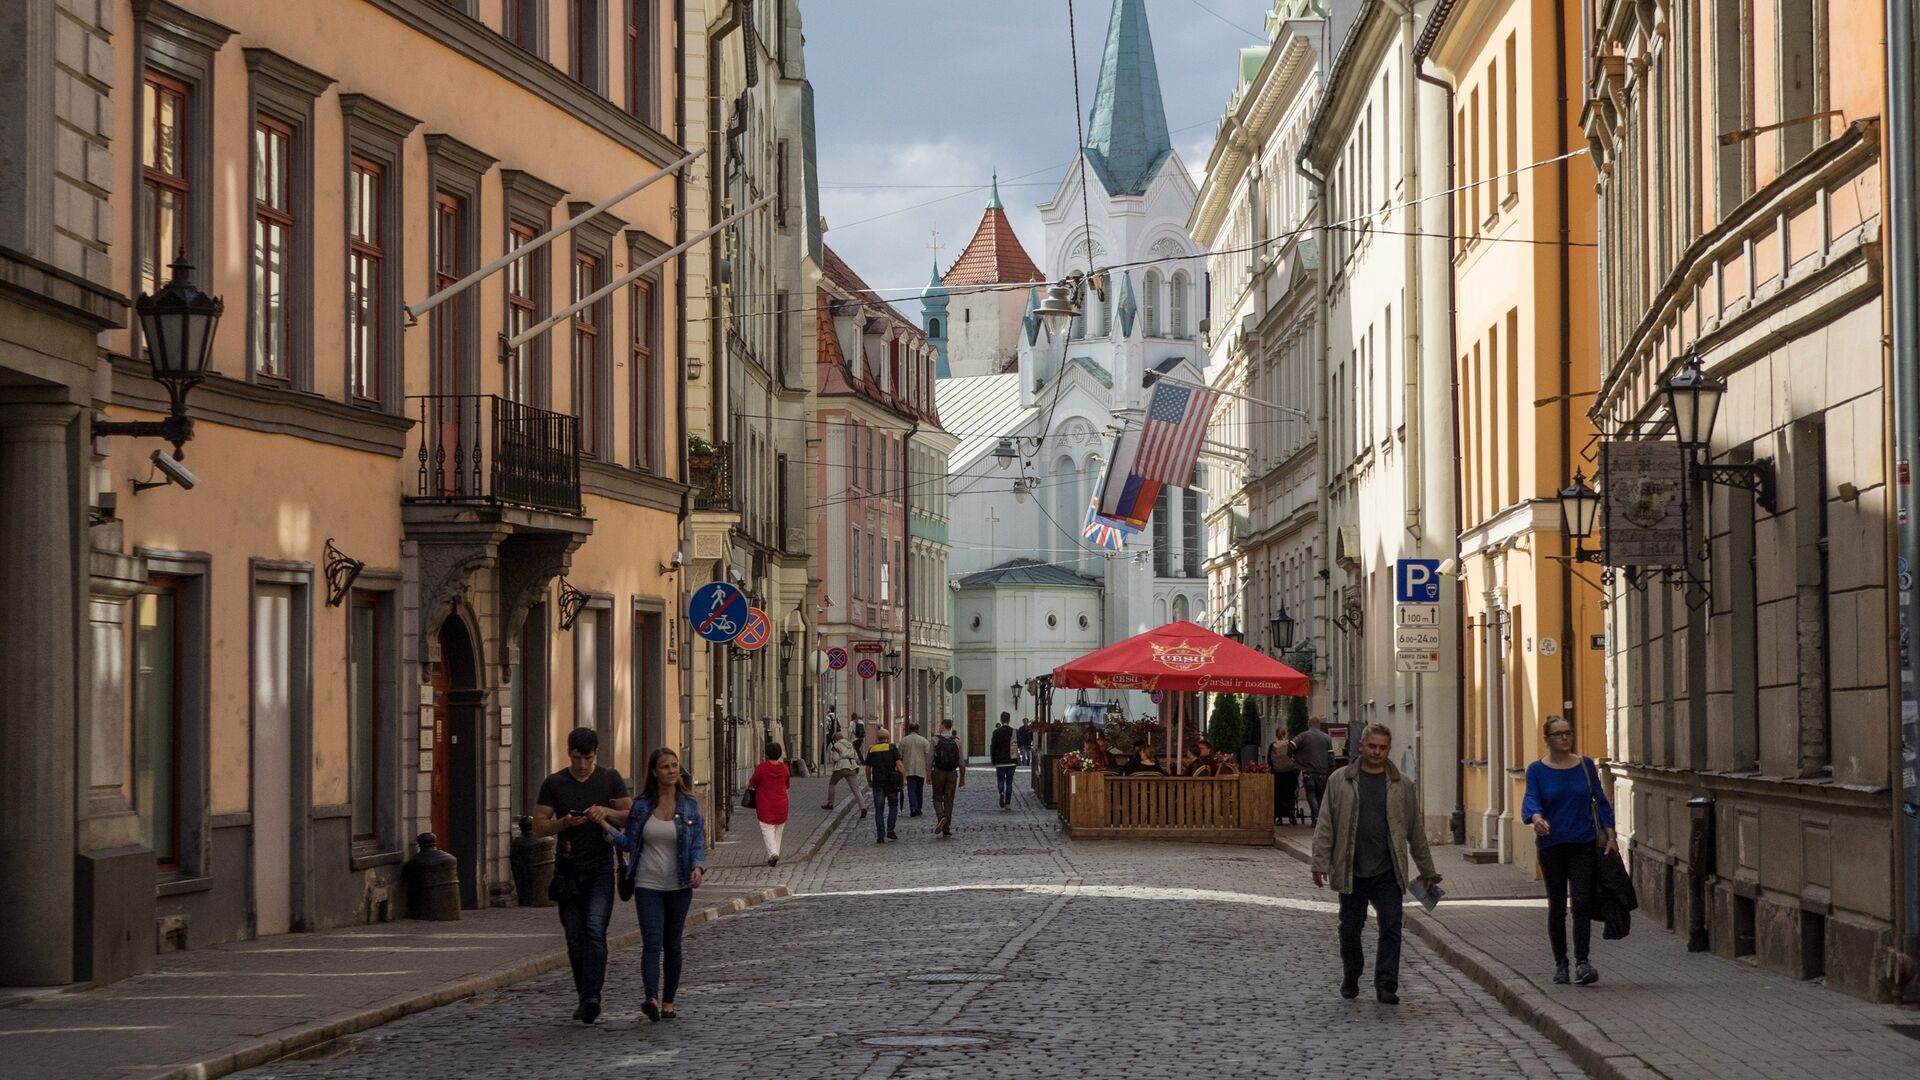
[{"x1": 0, "y1": 0, "x2": 699, "y2": 987}]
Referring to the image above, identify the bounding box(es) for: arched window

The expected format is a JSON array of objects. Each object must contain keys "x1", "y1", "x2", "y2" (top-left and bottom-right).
[
  {"x1": 1090, "y1": 283, "x2": 1107, "y2": 338},
  {"x1": 1142, "y1": 269, "x2": 1161, "y2": 336},
  {"x1": 927, "y1": 317, "x2": 941, "y2": 338},
  {"x1": 1170, "y1": 270, "x2": 1190, "y2": 338},
  {"x1": 1052, "y1": 454, "x2": 1078, "y2": 563},
  {"x1": 1171, "y1": 595, "x2": 1189, "y2": 622}
]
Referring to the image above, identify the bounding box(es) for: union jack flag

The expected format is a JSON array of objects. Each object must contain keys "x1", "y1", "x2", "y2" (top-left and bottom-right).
[
  {"x1": 1081, "y1": 493, "x2": 1134, "y2": 551},
  {"x1": 1135, "y1": 381, "x2": 1221, "y2": 485}
]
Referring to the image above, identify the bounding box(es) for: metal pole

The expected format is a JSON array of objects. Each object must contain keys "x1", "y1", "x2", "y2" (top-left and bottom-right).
[
  {"x1": 1143, "y1": 370, "x2": 1312, "y2": 417},
  {"x1": 405, "y1": 148, "x2": 705, "y2": 323}
]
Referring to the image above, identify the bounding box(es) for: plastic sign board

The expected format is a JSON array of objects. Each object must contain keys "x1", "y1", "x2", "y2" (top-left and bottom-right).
[
  {"x1": 1395, "y1": 627, "x2": 1442, "y2": 651},
  {"x1": 826, "y1": 647, "x2": 849, "y2": 671},
  {"x1": 1395, "y1": 650, "x2": 1441, "y2": 673},
  {"x1": 1395, "y1": 559, "x2": 1442, "y2": 604},
  {"x1": 689, "y1": 581, "x2": 749, "y2": 643},
  {"x1": 735, "y1": 607, "x2": 772, "y2": 652},
  {"x1": 1396, "y1": 604, "x2": 1441, "y2": 627},
  {"x1": 857, "y1": 658, "x2": 879, "y2": 680}
]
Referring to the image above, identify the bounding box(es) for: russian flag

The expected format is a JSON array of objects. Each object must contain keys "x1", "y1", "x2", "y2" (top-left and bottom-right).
[{"x1": 1098, "y1": 427, "x2": 1162, "y2": 529}]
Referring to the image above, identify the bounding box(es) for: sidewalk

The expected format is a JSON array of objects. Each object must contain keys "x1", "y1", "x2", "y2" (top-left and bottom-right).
[
  {"x1": 0, "y1": 884, "x2": 786, "y2": 1080},
  {"x1": 705, "y1": 774, "x2": 855, "y2": 870},
  {"x1": 1274, "y1": 830, "x2": 1920, "y2": 1080}
]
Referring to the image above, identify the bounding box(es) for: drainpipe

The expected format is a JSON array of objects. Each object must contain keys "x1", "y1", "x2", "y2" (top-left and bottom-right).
[
  {"x1": 1383, "y1": 0, "x2": 1423, "y2": 539},
  {"x1": 1412, "y1": 51, "x2": 1467, "y2": 846},
  {"x1": 1552, "y1": 0, "x2": 1579, "y2": 784},
  {"x1": 1294, "y1": 147, "x2": 1331, "y2": 730},
  {"x1": 1885, "y1": 0, "x2": 1920, "y2": 1000},
  {"x1": 902, "y1": 413, "x2": 920, "y2": 734},
  {"x1": 674, "y1": 0, "x2": 692, "y2": 748}
]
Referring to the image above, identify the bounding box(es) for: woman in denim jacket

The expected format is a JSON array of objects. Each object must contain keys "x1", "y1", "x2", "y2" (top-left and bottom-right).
[{"x1": 612, "y1": 747, "x2": 706, "y2": 1020}]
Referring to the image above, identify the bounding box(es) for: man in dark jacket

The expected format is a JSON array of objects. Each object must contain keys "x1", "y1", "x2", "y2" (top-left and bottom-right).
[
  {"x1": 865, "y1": 733, "x2": 906, "y2": 843},
  {"x1": 990, "y1": 713, "x2": 1018, "y2": 809}
]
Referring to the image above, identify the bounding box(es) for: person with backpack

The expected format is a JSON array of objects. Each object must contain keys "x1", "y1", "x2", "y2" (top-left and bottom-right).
[
  {"x1": 865, "y1": 730, "x2": 907, "y2": 842},
  {"x1": 929, "y1": 718, "x2": 967, "y2": 836},
  {"x1": 1521, "y1": 716, "x2": 1619, "y2": 987},
  {"x1": 990, "y1": 712, "x2": 1018, "y2": 809},
  {"x1": 898, "y1": 722, "x2": 931, "y2": 818}
]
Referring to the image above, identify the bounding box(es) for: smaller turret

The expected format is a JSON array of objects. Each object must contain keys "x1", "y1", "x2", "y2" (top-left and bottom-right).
[{"x1": 921, "y1": 261, "x2": 951, "y2": 379}]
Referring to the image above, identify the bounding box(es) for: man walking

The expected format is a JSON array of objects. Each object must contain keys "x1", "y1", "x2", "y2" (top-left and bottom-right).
[
  {"x1": 898, "y1": 722, "x2": 931, "y2": 818},
  {"x1": 865, "y1": 729, "x2": 906, "y2": 842},
  {"x1": 822, "y1": 727, "x2": 867, "y2": 819},
  {"x1": 990, "y1": 712, "x2": 1018, "y2": 809},
  {"x1": 930, "y1": 718, "x2": 966, "y2": 837},
  {"x1": 532, "y1": 727, "x2": 632, "y2": 1024},
  {"x1": 1291, "y1": 716, "x2": 1334, "y2": 824},
  {"x1": 1016, "y1": 721, "x2": 1035, "y2": 765},
  {"x1": 1310, "y1": 723, "x2": 1442, "y2": 1005}
]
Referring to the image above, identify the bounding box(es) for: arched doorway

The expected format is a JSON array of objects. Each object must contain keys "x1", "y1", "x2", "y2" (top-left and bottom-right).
[{"x1": 432, "y1": 614, "x2": 484, "y2": 908}]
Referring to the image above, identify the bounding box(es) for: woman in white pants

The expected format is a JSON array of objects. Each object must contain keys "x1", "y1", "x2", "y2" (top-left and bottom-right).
[{"x1": 747, "y1": 742, "x2": 791, "y2": 866}]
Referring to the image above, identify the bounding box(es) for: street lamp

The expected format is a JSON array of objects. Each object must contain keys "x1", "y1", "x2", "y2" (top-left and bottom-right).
[
  {"x1": 1010, "y1": 681, "x2": 1023, "y2": 707},
  {"x1": 1270, "y1": 606, "x2": 1295, "y2": 651},
  {"x1": 1032, "y1": 278, "x2": 1083, "y2": 340},
  {"x1": 880, "y1": 644, "x2": 902, "y2": 678},
  {"x1": 1224, "y1": 617, "x2": 1243, "y2": 645},
  {"x1": 94, "y1": 255, "x2": 224, "y2": 460},
  {"x1": 1558, "y1": 471, "x2": 1604, "y2": 563},
  {"x1": 1660, "y1": 350, "x2": 1777, "y2": 512},
  {"x1": 779, "y1": 631, "x2": 795, "y2": 663}
]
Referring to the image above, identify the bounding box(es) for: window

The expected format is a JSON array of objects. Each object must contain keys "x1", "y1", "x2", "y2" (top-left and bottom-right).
[
  {"x1": 1505, "y1": 33, "x2": 1519, "y2": 201},
  {"x1": 348, "y1": 160, "x2": 385, "y2": 403},
  {"x1": 506, "y1": 0, "x2": 544, "y2": 55},
  {"x1": 1182, "y1": 486, "x2": 1201, "y2": 578},
  {"x1": 1170, "y1": 271, "x2": 1189, "y2": 337},
  {"x1": 1143, "y1": 269, "x2": 1161, "y2": 336},
  {"x1": 1153, "y1": 487, "x2": 1172, "y2": 577},
  {"x1": 1468, "y1": 87, "x2": 1482, "y2": 231},
  {"x1": 776, "y1": 139, "x2": 790, "y2": 228},
  {"x1": 928, "y1": 317, "x2": 941, "y2": 338},
  {"x1": 506, "y1": 224, "x2": 541, "y2": 405},
  {"x1": 347, "y1": 591, "x2": 390, "y2": 843},
  {"x1": 574, "y1": 606, "x2": 612, "y2": 734},
  {"x1": 432, "y1": 193, "x2": 466, "y2": 399},
  {"x1": 625, "y1": 0, "x2": 656, "y2": 123},
  {"x1": 252, "y1": 117, "x2": 294, "y2": 381},
  {"x1": 1714, "y1": 0, "x2": 1753, "y2": 216},
  {"x1": 631, "y1": 278, "x2": 658, "y2": 470},
  {"x1": 852, "y1": 526, "x2": 863, "y2": 600},
  {"x1": 1777, "y1": 0, "x2": 1826, "y2": 165},
  {"x1": 140, "y1": 74, "x2": 190, "y2": 300},
  {"x1": 133, "y1": 581, "x2": 183, "y2": 866},
  {"x1": 573, "y1": 251, "x2": 605, "y2": 456},
  {"x1": 867, "y1": 532, "x2": 877, "y2": 605},
  {"x1": 571, "y1": 0, "x2": 604, "y2": 92}
]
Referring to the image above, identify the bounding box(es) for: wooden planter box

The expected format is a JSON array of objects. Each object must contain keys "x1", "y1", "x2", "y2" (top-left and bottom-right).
[
  {"x1": 1056, "y1": 771, "x2": 1274, "y2": 845},
  {"x1": 1034, "y1": 754, "x2": 1064, "y2": 808}
]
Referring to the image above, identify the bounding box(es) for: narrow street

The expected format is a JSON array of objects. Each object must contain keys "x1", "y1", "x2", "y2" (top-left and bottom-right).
[{"x1": 233, "y1": 779, "x2": 1581, "y2": 1080}]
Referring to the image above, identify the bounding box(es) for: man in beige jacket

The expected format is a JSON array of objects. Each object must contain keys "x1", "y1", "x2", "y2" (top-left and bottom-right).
[
  {"x1": 1310, "y1": 723, "x2": 1442, "y2": 1004},
  {"x1": 898, "y1": 722, "x2": 932, "y2": 818}
]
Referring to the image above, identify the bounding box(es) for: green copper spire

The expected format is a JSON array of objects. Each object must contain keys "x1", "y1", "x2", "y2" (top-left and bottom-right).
[
  {"x1": 1084, "y1": 0, "x2": 1172, "y2": 197},
  {"x1": 986, "y1": 171, "x2": 1003, "y2": 210}
]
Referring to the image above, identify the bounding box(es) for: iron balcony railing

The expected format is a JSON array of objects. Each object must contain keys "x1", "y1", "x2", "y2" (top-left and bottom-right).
[
  {"x1": 691, "y1": 440, "x2": 734, "y2": 512},
  {"x1": 407, "y1": 394, "x2": 582, "y2": 515}
]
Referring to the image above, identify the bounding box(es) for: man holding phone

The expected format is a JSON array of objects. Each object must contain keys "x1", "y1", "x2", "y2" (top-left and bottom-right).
[{"x1": 534, "y1": 727, "x2": 632, "y2": 1024}]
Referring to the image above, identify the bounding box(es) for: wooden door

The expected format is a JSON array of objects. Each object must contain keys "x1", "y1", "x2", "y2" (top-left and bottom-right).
[{"x1": 966, "y1": 693, "x2": 986, "y2": 758}]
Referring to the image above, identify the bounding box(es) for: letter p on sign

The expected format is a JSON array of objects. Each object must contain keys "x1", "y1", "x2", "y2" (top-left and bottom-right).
[{"x1": 1396, "y1": 559, "x2": 1442, "y2": 604}]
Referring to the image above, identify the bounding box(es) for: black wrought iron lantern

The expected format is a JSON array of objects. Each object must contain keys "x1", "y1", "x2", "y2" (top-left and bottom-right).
[
  {"x1": 1270, "y1": 606, "x2": 1295, "y2": 651},
  {"x1": 780, "y1": 631, "x2": 795, "y2": 662},
  {"x1": 1559, "y1": 471, "x2": 1602, "y2": 543},
  {"x1": 96, "y1": 255, "x2": 224, "y2": 459},
  {"x1": 1662, "y1": 352, "x2": 1726, "y2": 450},
  {"x1": 1224, "y1": 617, "x2": 1244, "y2": 645},
  {"x1": 881, "y1": 644, "x2": 902, "y2": 678}
]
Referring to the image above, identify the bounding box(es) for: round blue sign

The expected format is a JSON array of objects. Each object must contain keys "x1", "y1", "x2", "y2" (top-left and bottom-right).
[
  {"x1": 826, "y1": 647, "x2": 849, "y2": 671},
  {"x1": 688, "y1": 581, "x2": 749, "y2": 643},
  {"x1": 856, "y1": 658, "x2": 878, "y2": 680}
]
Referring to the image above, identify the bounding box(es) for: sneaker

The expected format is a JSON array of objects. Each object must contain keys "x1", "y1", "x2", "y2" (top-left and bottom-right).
[
  {"x1": 766, "y1": 855, "x2": 779, "y2": 867},
  {"x1": 876, "y1": 837, "x2": 886, "y2": 844},
  {"x1": 1575, "y1": 962, "x2": 1598, "y2": 986},
  {"x1": 580, "y1": 996, "x2": 602, "y2": 1024},
  {"x1": 1339, "y1": 982, "x2": 1359, "y2": 1000},
  {"x1": 1376, "y1": 989, "x2": 1399, "y2": 1005},
  {"x1": 572, "y1": 1004, "x2": 584, "y2": 1021},
  {"x1": 887, "y1": 830, "x2": 898, "y2": 840},
  {"x1": 1552, "y1": 961, "x2": 1570, "y2": 985}
]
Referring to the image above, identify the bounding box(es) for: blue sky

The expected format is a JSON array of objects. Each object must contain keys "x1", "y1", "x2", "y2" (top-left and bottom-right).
[{"x1": 801, "y1": 0, "x2": 1274, "y2": 310}]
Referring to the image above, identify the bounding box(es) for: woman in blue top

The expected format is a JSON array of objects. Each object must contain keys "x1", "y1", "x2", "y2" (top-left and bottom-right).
[
  {"x1": 1520, "y1": 717, "x2": 1617, "y2": 987},
  {"x1": 611, "y1": 747, "x2": 706, "y2": 1021}
]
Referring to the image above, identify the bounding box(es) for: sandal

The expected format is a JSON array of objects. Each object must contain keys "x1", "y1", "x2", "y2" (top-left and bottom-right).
[{"x1": 661, "y1": 1006, "x2": 678, "y2": 1020}]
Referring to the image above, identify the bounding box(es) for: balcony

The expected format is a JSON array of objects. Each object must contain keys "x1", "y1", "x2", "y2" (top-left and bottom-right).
[
  {"x1": 407, "y1": 395, "x2": 582, "y2": 515},
  {"x1": 691, "y1": 440, "x2": 734, "y2": 512}
]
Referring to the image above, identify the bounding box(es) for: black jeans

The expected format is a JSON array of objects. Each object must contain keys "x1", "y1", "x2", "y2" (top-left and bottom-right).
[
  {"x1": 635, "y1": 886, "x2": 693, "y2": 1002},
  {"x1": 906, "y1": 775, "x2": 925, "y2": 815},
  {"x1": 873, "y1": 787, "x2": 900, "y2": 837},
  {"x1": 995, "y1": 765, "x2": 1016, "y2": 802},
  {"x1": 555, "y1": 869, "x2": 615, "y2": 1003},
  {"x1": 1539, "y1": 841, "x2": 1598, "y2": 964},
  {"x1": 1338, "y1": 871, "x2": 1404, "y2": 991}
]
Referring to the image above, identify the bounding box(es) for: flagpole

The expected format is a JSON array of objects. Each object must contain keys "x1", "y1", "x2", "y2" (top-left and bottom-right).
[{"x1": 1143, "y1": 370, "x2": 1311, "y2": 418}]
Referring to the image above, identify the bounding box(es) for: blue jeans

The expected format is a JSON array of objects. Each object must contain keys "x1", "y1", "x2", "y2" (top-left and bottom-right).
[
  {"x1": 906, "y1": 775, "x2": 925, "y2": 815},
  {"x1": 1302, "y1": 771, "x2": 1328, "y2": 822},
  {"x1": 995, "y1": 765, "x2": 1016, "y2": 802},
  {"x1": 635, "y1": 886, "x2": 693, "y2": 1003},
  {"x1": 873, "y1": 787, "x2": 900, "y2": 837},
  {"x1": 555, "y1": 869, "x2": 615, "y2": 1003},
  {"x1": 1338, "y1": 871, "x2": 1404, "y2": 991}
]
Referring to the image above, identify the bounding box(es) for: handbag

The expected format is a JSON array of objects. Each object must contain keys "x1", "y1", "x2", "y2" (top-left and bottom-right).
[
  {"x1": 1580, "y1": 756, "x2": 1608, "y2": 849},
  {"x1": 616, "y1": 846, "x2": 633, "y2": 901},
  {"x1": 741, "y1": 784, "x2": 757, "y2": 809}
]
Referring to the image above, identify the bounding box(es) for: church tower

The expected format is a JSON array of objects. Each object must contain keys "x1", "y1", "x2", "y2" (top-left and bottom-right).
[
  {"x1": 921, "y1": 262, "x2": 951, "y2": 379},
  {"x1": 938, "y1": 175, "x2": 1045, "y2": 379}
]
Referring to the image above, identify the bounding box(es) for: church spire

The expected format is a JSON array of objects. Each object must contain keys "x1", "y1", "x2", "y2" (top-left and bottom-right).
[
  {"x1": 987, "y1": 171, "x2": 1002, "y2": 210},
  {"x1": 1084, "y1": 0, "x2": 1172, "y2": 197}
]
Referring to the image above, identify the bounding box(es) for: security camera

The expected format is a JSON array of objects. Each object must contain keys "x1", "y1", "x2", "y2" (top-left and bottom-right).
[
  {"x1": 669, "y1": 550, "x2": 685, "y2": 568},
  {"x1": 1437, "y1": 557, "x2": 1457, "y2": 578},
  {"x1": 134, "y1": 449, "x2": 197, "y2": 494}
]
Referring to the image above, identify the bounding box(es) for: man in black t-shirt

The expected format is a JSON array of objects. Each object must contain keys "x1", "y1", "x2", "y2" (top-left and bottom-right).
[
  {"x1": 534, "y1": 727, "x2": 631, "y2": 1024},
  {"x1": 865, "y1": 735, "x2": 905, "y2": 843}
]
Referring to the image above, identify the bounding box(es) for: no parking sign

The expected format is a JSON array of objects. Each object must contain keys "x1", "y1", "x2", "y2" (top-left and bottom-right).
[{"x1": 856, "y1": 658, "x2": 878, "y2": 680}]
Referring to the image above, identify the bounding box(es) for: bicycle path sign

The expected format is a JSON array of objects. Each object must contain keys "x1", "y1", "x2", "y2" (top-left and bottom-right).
[{"x1": 689, "y1": 582, "x2": 748, "y2": 643}]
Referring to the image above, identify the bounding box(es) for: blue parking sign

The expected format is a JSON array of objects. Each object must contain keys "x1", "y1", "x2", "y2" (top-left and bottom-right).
[{"x1": 1395, "y1": 559, "x2": 1441, "y2": 604}]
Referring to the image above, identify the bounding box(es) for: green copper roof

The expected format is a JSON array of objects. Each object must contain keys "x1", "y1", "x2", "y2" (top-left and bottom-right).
[
  {"x1": 922, "y1": 261, "x2": 950, "y2": 302},
  {"x1": 986, "y1": 172, "x2": 1003, "y2": 210},
  {"x1": 1084, "y1": 0, "x2": 1172, "y2": 197}
]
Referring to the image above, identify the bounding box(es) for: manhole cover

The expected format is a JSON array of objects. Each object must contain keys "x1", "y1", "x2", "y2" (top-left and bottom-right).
[
  {"x1": 862, "y1": 1035, "x2": 992, "y2": 1049},
  {"x1": 908, "y1": 972, "x2": 1004, "y2": 984}
]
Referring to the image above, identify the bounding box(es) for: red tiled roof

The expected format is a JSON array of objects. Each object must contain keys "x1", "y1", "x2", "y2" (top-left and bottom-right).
[
  {"x1": 821, "y1": 244, "x2": 925, "y2": 340},
  {"x1": 942, "y1": 206, "x2": 1043, "y2": 286}
]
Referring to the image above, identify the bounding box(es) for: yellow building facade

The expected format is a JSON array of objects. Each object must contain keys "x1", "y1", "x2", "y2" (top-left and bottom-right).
[{"x1": 1421, "y1": 0, "x2": 1604, "y2": 869}]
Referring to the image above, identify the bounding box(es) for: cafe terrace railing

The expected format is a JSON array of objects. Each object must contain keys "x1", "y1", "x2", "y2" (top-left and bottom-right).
[
  {"x1": 1056, "y1": 768, "x2": 1274, "y2": 845},
  {"x1": 407, "y1": 394, "x2": 582, "y2": 516}
]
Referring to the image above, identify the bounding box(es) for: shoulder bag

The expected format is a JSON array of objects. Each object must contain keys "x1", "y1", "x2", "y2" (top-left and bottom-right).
[
  {"x1": 741, "y1": 783, "x2": 758, "y2": 809},
  {"x1": 1580, "y1": 756, "x2": 1607, "y2": 848}
]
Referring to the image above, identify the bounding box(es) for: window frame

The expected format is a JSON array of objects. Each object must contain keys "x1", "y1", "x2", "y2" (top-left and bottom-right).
[
  {"x1": 140, "y1": 72, "x2": 192, "y2": 303},
  {"x1": 340, "y1": 94, "x2": 416, "y2": 412},
  {"x1": 571, "y1": 0, "x2": 605, "y2": 94},
  {"x1": 133, "y1": 1, "x2": 228, "y2": 355},
  {"x1": 502, "y1": 169, "x2": 565, "y2": 410},
  {"x1": 244, "y1": 48, "x2": 331, "y2": 391},
  {"x1": 572, "y1": 249, "x2": 606, "y2": 457},
  {"x1": 505, "y1": 0, "x2": 547, "y2": 57},
  {"x1": 624, "y1": 0, "x2": 656, "y2": 125},
  {"x1": 251, "y1": 114, "x2": 297, "y2": 383},
  {"x1": 346, "y1": 158, "x2": 386, "y2": 404}
]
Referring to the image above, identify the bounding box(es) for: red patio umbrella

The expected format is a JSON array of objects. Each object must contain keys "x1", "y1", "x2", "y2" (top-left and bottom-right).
[{"x1": 1052, "y1": 621, "x2": 1308, "y2": 772}]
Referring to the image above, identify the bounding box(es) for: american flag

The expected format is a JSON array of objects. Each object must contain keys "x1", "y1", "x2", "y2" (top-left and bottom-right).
[{"x1": 1134, "y1": 381, "x2": 1221, "y2": 485}]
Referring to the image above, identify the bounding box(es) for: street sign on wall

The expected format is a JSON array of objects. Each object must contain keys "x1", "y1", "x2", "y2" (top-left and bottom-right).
[
  {"x1": 1603, "y1": 439, "x2": 1688, "y2": 565},
  {"x1": 688, "y1": 582, "x2": 748, "y2": 643},
  {"x1": 734, "y1": 607, "x2": 772, "y2": 651},
  {"x1": 856, "y1": 658, "x2": 878, "y2": 680},
  {"x1": 826, "y1": 647, "x2": 849, "y2": 670},
  {"x1": 1395, "y1": 559, "x2": 1441, "y2": 604}
]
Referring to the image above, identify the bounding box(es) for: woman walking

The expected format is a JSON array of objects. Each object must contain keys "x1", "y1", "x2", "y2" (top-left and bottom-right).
[
  {"x1": 748, "y1": 742, "x2": 791, "y2": 866},
  {"x1": 613, "y1": 747, "x2": 706, "y2": 1021},
  {"x1": 1520, "y1": 718, "x2": 1618, "y2": 986}
]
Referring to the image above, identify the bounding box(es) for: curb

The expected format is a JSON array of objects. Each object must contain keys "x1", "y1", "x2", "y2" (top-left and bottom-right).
[
  {"x1": 795, "y1": 793, "x2": 858, "y2": 863},
  {"x1": 143, "y1": 885, "x2": 790, "y2": 1080},
  {"x1": 1269, "y1": 835, "x2": 1663, "y2": 1080}
]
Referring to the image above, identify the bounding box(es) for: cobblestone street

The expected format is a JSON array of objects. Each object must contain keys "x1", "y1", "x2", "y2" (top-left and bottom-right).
[{"x1": 232, "y1": 780, "x2": 1583, "y2": 1080}]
